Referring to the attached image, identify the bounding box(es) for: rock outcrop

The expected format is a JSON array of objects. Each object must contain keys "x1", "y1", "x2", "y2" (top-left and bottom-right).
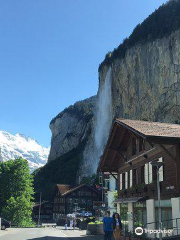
[
  {"x1": 99, "y1": 29, "x2": 180, "y2": 124},
  {"x1": 48, "y1": 96, "x2": 96, "y2": 162}
]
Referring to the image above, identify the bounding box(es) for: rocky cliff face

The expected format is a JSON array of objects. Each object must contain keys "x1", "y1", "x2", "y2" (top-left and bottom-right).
[
  {"x1": 47, "y1": 0, "x2": 180, "y2": 178},
  {"x1": 48, "y1": 30, "x2": 180, "y2": 176},
  {"x1": 99, "y1": 29, "x2": 180, "y2": 124},
  {"x1": 48, "y1": 96, "x2": 96, "y2": 162}
]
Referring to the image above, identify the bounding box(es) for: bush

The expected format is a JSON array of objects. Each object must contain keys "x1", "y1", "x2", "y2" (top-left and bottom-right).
[{"x1": 88, "y1": 221, "x2": 103, "y2": 225}]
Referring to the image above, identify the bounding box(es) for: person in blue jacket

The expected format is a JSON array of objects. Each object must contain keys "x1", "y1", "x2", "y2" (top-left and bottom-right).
[{"x1": 103, "y1": 211, "x2": 113, "y2": 240}]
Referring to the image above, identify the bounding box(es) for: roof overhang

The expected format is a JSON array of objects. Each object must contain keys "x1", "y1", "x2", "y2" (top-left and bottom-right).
[
  {"x1": 99, "y1": 119, "x2": 180, "y2": 173},
  {"x1": 114, "y1": 196, "x2": 147, "y2": 203}
]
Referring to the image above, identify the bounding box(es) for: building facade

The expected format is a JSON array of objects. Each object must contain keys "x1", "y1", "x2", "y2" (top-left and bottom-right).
[
  {"x1": 32, "y1": 201, "x2": 53, "y2": 223},
  {"x1": 99, "y1": 119, "x2": 180, "y2": 234},
  {"x1": 101, "y1": 173, "x2": 117, "y2": 215},
  {"x1": 53, "y1": 184, "x2": 101, "y2": 220}
]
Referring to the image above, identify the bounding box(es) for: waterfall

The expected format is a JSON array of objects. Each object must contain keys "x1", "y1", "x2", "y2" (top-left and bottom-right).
[
  {"x1": 82, "y1": 68, "x2": 112, "y2": 175},
  {"x1": 94, "y1": 68, "x2": 112, "y2": 160}
]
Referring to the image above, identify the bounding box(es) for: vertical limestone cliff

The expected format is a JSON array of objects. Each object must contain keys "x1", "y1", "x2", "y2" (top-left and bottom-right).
[
  {"x1": 99, "y1": 29, "x2": 180, "y2": 124},
  {"x1": 48, "y1": 96, "x2": 96, "y2": 162}
]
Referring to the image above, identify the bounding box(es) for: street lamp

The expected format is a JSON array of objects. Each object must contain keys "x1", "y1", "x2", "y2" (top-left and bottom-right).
[{"x1": 150, "y1": 161, "x2": 164, "y2": 240}]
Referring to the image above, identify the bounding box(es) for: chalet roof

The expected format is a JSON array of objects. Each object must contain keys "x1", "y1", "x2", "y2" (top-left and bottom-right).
[
  {"x1": 99, "y1": 119, "x2": 180, "y2": 173},
  {"x1": 56, "y1": 184, "x2": 71, "y2": 195},
  {"x1": 61, "y1": 184, "x2": 100, "y2": 197},
  {"x1": 116, "y1": 119, "x2": 180, "y2": 139}
]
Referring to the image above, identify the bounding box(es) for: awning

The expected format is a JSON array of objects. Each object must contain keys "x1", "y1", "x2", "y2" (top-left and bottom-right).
[{"x1": 114, "y1": 196, "x2": 147, "y2": 203}]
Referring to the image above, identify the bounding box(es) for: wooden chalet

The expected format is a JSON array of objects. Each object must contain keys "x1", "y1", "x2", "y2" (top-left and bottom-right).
[
  {"x1": 53, "y1": 184, "x2": 101, "y2": 220},
  {"x1": 32, "y1": 201, "x2": 53, "y2": 223},
  {"x1": 99, "y1": 119, "x2": 180, "y2": 232}
]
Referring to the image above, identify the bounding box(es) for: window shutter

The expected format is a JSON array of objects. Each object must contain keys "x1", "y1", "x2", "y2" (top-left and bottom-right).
[
  {"x1": 120, "y1": 174, "x2": 122, "y2": 190},
  {"x1": 145, "y1": 164, "x2": 149, "y2": 184},
  {"x1": 158, "y1": 157, "x2": 164, "y2": 182},
  {"x1": 148, "y1": 162, "x2": 153, "y2": 183},
  {"x1": 125, "y1": 172, "x2": 128, "y2": 189},
  {"x1": 130, "y1": 170, "x2": 133, "y2": 187}
]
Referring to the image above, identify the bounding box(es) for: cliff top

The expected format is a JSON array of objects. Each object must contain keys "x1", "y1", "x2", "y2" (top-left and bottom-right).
[
  {"x1": 50, "y1": 95, "x2": 97, "y2": 125},
  {"x1": 99, "y1": 0, "x2": 180, "y2": 71}
]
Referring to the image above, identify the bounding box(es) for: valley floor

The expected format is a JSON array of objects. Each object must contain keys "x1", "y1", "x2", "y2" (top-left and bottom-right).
[{"x1": 0, "y1": 227, "x2": 103, "y2": 240}]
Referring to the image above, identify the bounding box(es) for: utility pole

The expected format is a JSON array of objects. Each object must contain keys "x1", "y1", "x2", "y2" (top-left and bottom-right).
[
  {"x1": 157, "y1": 167, "x2": 162, "y2": 240},
  {"x1": 38, "y1": 192, "x2": 42, "y2": 227},
  {"x1": 151, "y1": 161, "x2": 164, "y2": 240}
]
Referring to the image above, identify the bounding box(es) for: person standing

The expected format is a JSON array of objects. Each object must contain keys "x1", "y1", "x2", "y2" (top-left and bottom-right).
[
  {"x1": 70, "y1": 219, "x2": 73, "y2": 230},
  {"x1": 73, "y1": 219, "x2": 77, "y2": 230},
  {"x1": 113, "y1": 213, "x2": 122, "y2": 240},
  {"x1": 103, "y1": 211, "x2": 113, "y2": 240},
  {"x1": 64, "y1": 219, "x2": 68, "y2": 230}
]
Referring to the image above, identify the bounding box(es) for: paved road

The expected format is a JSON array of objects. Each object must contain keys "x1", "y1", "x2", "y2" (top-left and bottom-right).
[{"x1": 0, "y1": 227, "x2": 103, "y2": 240}]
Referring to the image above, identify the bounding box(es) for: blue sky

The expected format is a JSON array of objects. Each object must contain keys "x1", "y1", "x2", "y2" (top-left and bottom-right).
[{"x1": 0, "y1": 0, "x2": 167, "y2": 147}]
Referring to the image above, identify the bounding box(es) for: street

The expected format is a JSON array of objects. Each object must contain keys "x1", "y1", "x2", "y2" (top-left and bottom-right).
[{"x1": 0, "y1": 227, "x2": 103, "y2": 240}]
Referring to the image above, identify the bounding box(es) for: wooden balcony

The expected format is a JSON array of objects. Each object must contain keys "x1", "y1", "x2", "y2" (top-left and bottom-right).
[{"x1": 119, "y1": 182, "x2": 160, "y2": 198}]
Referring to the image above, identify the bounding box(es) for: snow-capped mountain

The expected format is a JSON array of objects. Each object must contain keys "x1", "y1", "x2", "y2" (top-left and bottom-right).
[{"x1": 0, "y1": 130, "x2": 50, "y2": 172}]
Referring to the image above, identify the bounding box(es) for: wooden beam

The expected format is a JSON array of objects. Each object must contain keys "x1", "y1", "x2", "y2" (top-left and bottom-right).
[
  {"x1": 116, "y1": 149, "x2": 127, "y2": 162},
  {"x1": 110, "y1": 148, "x2": 127, "y2": 162},
  {"x1": 110, "y1": 172, "x2": 118, "y2": 180},
  {"x1": 159, "y1": 144, "x2": 176, "y2": 162},
  {"x1": 146, "y1": 139, "x2": 154, "y2": 148},
  {"x1": 127, "y1": 147, "x2": 157, "y2": 163}
]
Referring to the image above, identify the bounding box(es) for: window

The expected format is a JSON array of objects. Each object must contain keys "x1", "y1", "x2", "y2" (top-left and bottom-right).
[
  {"x1": 125, "y1": 172, "x2": 128, "y2": 189},
  {"x1": 99, "y1": 175, "x2": 103, "y2": 184},
  {"x1": 141, "y1": 166, "x2": 145, "y2": 183},
  {"x1": 145, "y1": 161, "x2": 164, "y2": 184},
  {"x1": 145, "y1": 163, "x2": 152, "y2": 184},
  {"x1": 132, "y1": 138, "x2": 137, "y2": 156},
  {"x1": 115, "y1": 179, "x2": 117, "y2": 190},
  {"x1": 152, "y1": 165, "x2": 157, "y2": 182},
  {"x1": 120, "y1": 174, "x2": 122, "y2": 190},
  {"x1": 122, "y1": 173, "x2": 126, "y2": 189},
  {"x1": 158, "y1": 157, "x2": 164, "y2": 182},
  {"x1": 130, "y1": 170, "x2": 133, "y2": 188},
  {"x1": 133, "y1": 169, "x2": 137, "y2": 185},
  {"x1": 120, "y1": 173, "x2": 127, "y2": 190},
  {"x1": 104, "y1": 179, "x2": 109, "y2": 190}
]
